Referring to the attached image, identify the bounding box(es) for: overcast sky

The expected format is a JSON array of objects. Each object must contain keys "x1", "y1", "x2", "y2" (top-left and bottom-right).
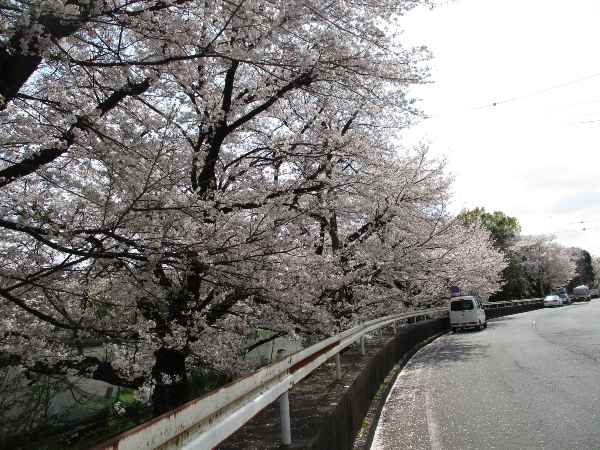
[{"x1": 400, "y1": 0, "x2": 600, "y2": 256}]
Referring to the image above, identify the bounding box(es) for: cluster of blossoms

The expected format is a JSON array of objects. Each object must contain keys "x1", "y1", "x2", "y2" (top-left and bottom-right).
[
  {"x1": 513, "y1": 235, "x2": 577, "y2": 294},
  {"x1": 0, "y1": 0, "x2": 504, "y2": 415}
]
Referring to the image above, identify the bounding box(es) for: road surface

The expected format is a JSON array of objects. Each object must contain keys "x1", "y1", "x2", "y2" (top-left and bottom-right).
[{"x1": 371, "y1": 301, "x2": 600, "y2": 450}]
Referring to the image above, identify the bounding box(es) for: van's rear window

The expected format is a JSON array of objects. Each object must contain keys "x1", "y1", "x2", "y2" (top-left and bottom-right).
[{"x1": 451, "y1": 299, "x2": 474, "y2": 311}]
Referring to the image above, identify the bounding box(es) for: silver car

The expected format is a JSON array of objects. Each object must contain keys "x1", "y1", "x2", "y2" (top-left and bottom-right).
[{"x1": 544, "y1": 295, "x2": 562, "y2": 307}]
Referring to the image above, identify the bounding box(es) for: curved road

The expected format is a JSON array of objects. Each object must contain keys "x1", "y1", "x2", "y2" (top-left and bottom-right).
[{"x1": 371, "y1": 301, "x2": 600, "y2": 450}]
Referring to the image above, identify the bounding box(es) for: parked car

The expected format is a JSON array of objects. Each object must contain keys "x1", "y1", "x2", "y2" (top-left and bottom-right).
[
  {"x1": 555, "y1": 287, "x2": 570, "y2": 305},
  {"x1": 572, "y1": 285, "x2": 591, "y2": 302},
  {"x1": 544, "y1": 295, "x2": 563, "y2": 307},
  {"x1": 590, "y1": 288, "x2": 599, "y2": 299},
  {"x1": 557, "y1": 292, "x2": 571, "y2": 305},
  {"x1": 449, "y1": 296, "x2": 487, "y2": 331}
]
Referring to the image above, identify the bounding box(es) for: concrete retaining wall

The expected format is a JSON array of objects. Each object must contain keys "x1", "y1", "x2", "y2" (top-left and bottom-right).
[{"x1": 484, "y1": 300, "x2": 543, "y2": 319}]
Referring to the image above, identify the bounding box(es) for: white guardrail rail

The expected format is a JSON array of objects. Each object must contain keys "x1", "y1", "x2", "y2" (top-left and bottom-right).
[{"x1": 93, "y1": 299, "x2": 542, "y2": 450}]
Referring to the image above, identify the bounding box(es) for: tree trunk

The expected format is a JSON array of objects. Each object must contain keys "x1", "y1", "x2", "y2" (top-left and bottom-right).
[{"x1": 151, "y1": 348, "x2": 190, "y2": 416}]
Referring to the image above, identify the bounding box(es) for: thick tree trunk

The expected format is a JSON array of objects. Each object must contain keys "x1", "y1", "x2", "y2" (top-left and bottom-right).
[{"x1": 151, "y1": 348, "x2": 190, "y2": 416}]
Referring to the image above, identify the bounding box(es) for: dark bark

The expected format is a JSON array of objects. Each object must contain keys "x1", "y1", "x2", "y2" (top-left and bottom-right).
[
  {"x1": 0, "y1": 48, "x2": 42, "y2": 111},
  {"x1": 0, "y1": 14, "x2": 82, "y2": 111},
  {"x1": 195, "y1": 69, "x2": 314, "y2": 198},
  {"x1": 329, "y1": 210, "x2": 341, "y2": 253},
  {"x1": 205, "y1": 289, "x2": 250, "y2": 325},
  {"x1": 243, "y1": 330, "x2": 287, "y2": 354},
  {"x1": 196, "y1": 131, "x2": 227, "y2": 198},
  {"x1": 93, "y1": 360, "x2": 145, "y2": 388},
  {"x1": 0, "y1": 286, "x2": 76, "y2": 330},
  {"x1": 151, "y1": 348, "x2": 190, "y2": 416},
  {"x1": 0, "y1": 78, "x2": 151, "y2": 187},
  {"x1": 12, "y1": 354, "x2": 144, "y2": 390},
  {"x1": 195, "y1": 60, "x2": 239, "y2": 197},
  {"x1": 315, "y1": 215, "x2": 327, "y2": 255}
]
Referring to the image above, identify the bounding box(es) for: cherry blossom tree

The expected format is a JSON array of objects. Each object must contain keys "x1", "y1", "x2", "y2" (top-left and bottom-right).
[
  {"x1": 592, "y1": 256, "x2": 600, "y2": 288},
  {"x1": 513, "y1": 235, "x2": 576, "y2": 296},
  {"x1": 0, "y1": 0, "x2": 507, "y2": 420}
]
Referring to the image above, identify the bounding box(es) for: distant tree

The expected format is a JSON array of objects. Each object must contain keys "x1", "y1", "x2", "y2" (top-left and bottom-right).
[
  {"x1": 514, "y1": 235, "x2": 576, "y2": 297},
  {"x1": 492, "y1": 254, "x2": 531, "y2": 300},
  {"x1": 458, "y1": 208, "x2": 521, "y2": 251},
  {"x1": 592, "y1": 257, "x2": 600, "y2": 288},
  {"x1": 566, "y1": 248, "x2": 595, "y2": 290},
  {"x1": 459, "y1": 208, "x2": 525, "y2": 300}
]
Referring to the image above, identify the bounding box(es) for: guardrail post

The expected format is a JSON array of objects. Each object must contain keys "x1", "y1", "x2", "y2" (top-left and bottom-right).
[
  {"x1": 360, "y1": 336, "x2": 366, "y2": 356},
  {"x1": 279, "y1": 391, "x2": 292, "y2": 445},
  {"x1": 335, "y1": 353, "x2": 342, "y2": 379}
]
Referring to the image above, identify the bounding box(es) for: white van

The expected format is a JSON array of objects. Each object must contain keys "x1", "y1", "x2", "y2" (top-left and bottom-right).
[{"x1": 449, "y1": 296, "x2": 487, "y2": 331}]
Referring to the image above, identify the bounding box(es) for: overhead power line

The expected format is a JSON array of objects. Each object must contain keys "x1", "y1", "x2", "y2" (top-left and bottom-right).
[
  {"x1": 422, "y1": 71, "x2": 600, "y2": 121},
  {"x1": 473, "y1": 71, "x2": 600, "y2": 110}
]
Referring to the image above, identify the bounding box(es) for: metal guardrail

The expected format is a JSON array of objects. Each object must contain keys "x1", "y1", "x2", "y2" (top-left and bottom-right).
[
  {"x1": 94, "y1": 298, "x2": 541, "y2": 450},
  {"x1": 483, "y1": 298, "x2": 543, "y2": 309},
  {"x1": 93, "y1": 307, "x2": 446, "y2": 450}
]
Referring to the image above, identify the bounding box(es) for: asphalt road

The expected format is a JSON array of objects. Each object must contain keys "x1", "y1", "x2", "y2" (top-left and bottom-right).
[{"x1": 370, "y1": 301, "x2": 600, "y2": 450}]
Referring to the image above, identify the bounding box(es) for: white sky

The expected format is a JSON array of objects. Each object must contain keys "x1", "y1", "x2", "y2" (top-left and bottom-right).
[{"x1": 400, "y1": 0, "x2": 600, "y2": 255}]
